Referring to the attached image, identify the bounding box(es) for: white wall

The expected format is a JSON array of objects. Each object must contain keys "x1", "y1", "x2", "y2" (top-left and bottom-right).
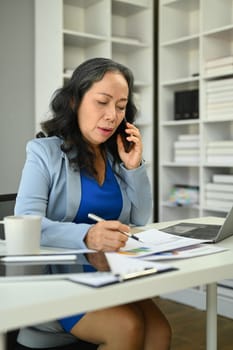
[{"x1": 0, "y1": 0, "x2": 35, "y2": 194}]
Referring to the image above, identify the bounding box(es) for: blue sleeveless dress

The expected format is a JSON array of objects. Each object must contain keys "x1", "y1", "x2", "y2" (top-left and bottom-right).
[{"x1": 59, "y1": 161, "x2": 123, "y2": 332}]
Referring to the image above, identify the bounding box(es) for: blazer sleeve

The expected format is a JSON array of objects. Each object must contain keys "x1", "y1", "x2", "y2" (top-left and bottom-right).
[
  {"x1": 118, "y1": 161, "x2": 152, "y2": 226},
  {"x1": 15, "y1": 139, "x2": 90, "y2": 249}
]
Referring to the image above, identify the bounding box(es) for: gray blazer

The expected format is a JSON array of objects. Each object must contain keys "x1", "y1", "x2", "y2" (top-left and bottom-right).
[
  {"x1": 15, "y1": 136, "x2": 152, "y2": 348},
  {"x1": 15, "y1": 136, "x2": 152, "y2": 250}
]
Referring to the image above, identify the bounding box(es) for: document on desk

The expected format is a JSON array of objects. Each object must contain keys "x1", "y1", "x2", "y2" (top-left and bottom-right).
[
  {"x1": 68, "y1": 253, "x2": 177, "y2": 287},
  {"x1": 142, "y1": 244, "x2": 227, "y2": 261},
  {"x1": 118, "y1": 228, "x2": 209, "y2": 258}
]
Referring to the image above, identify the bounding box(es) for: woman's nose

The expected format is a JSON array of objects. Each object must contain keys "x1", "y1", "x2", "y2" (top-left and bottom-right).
[{"x1": 104, "y1": 106, "x2": 117, "y2": 120}]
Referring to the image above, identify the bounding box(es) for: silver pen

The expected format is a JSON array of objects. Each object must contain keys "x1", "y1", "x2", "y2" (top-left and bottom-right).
[{"x1": 88, "y1": 213, "x2": 144, "y2": 243}]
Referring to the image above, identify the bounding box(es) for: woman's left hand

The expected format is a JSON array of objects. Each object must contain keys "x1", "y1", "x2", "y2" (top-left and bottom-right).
[{"x1": 117, "y1": 122, "x2": 143, "y2": 170}]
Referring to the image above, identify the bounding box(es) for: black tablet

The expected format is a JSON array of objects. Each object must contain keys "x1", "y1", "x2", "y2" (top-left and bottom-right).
[{"x1": 0, "y1": 252, "x2": 103, "y2": 279}]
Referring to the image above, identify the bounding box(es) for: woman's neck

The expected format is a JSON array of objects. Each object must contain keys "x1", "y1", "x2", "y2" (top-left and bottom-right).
[{"x1": 93, "y1": 146, "x2": 106, "y2": 186}]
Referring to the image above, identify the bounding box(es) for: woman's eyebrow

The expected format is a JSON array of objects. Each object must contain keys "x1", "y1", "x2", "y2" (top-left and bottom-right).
[{"x1": 96, "y1": 92, "x2": 128, "y2": 102}]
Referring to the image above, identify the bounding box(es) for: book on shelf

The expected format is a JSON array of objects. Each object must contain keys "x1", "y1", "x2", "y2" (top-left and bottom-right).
[
  {"x1": 175, "y1": 149, "x2": 199, "y2": 155},
  {"x1": 205, "y1": 56, "x2": 233, "y2": 68},
  {"x1": 207, "y1": 140, "x2": 233, "y2": 148},
  {"x1": 178, "y1": 134, "x2": 199, "y2": 141},
  {"x1": 205, "y1": 65, "x2": 233, "y2": 78},
  {"x1": 206, "y1": 183, "x2": 233, "y2": 192},
  {"x1": 213, "y1": 174, "x2": 233, "y2": 183},
  {"x1": 206, "y1": 84, "x2": 233, "y2": 93},
  {"x1": 207, "y1": 111, "x2": 233, "y2": 116},
  {"x1": 207, "y1": 89, "x2": 233, "y2": 99},
  {"x1": 205, "y1": 191, "x2": 233, "y2": 201},
  {"x1": 207, "y1": 95, "x2": 233, "y2": 104},
  {"x1": 205, "y1": 199, "x2": 232, "y2": 211},
  {"x1": 174, "y1": 144, "x2": 200, "y2": 162},
  {"x1": 207, "y1": 155, "x2": 233, "y2": 163},
  {"x1": 206, "y1": 115, "x2": 233, "y2": 121},
  {"x1": 174, "y1": 140, "x2": 200, "y2": 149},
  {"x1": 207, "y1": 109, "x2": 233, "y2": 115},
  {"x1": 206, "y1": 113, "x2": 233, "y2": 120},
  {"x1": 206, "y1": 77, "x2": 233, "y2": 89},
  {"x1": 206, "y1": 107, "x2": 233, "y2": 114},
  {"x1": 206, "y1": 148, "x2": 233, "y2": 155},
  {"x1": 174, "y1": 156, "x2": 200, "y2": 163},
  {"x1": 207, "y1": 101, "x2": 233, "y2": 110},
  {"x1": 206, "y1": 85, "x2": 233, "y2": 98}
]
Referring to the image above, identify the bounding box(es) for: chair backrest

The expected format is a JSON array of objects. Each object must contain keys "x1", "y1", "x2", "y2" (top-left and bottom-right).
[{"x1": 0, "y1": 194, "x2": 16, "y2": 239}]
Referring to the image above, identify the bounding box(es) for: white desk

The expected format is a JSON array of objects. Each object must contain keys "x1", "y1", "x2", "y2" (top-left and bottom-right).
[{"x1": 1, "y1": 217, "x2": 233, "y2": 350}]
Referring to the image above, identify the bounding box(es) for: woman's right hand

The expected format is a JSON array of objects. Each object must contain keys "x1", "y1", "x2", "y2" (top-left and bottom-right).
[{"x1": 85, "y1": 220, "x2": 129, "y2": 252}]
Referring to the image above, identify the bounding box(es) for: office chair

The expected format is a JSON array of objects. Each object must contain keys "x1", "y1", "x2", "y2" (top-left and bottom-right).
[
  {"x1": 0, "y1": 194, "x2": 16, "y2": 239},
  {"x1": 14, "y1": 341, "x2": 98, "y2": 350},
  {"x1": 7, "y1": 330, "x2": 97, "y2": 350}
]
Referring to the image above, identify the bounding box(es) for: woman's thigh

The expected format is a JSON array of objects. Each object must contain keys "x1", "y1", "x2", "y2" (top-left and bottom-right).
[
  {"x1": 135, "y1": 299, "x2": 172, "y2": 349},
  {"x1": 70, "y1": 302, "x2": 145, "y2": 348}
]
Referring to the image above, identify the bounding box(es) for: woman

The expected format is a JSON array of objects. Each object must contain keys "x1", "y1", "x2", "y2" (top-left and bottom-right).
[{"x1": 15, "y1": 57, "x2": 171, "y2": 349}]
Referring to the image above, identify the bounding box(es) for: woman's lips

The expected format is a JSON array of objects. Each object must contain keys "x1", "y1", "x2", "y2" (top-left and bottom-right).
[{"x1": 98, "y1": 127, "x2": 114, "y2": 136}]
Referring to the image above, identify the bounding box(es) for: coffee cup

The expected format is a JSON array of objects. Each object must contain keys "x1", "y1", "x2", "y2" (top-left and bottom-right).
[{"x1": 0, "y1": 215, "x2": 42, "y2": 255}]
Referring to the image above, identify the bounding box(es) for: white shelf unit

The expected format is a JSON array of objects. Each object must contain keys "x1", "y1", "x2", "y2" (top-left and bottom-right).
[
  {"x1": 35, "y1": 0, "x2": 154, "y2": 216},
  {"x1": 159, "y1": 0, "x2": 233, "y2": 317}
]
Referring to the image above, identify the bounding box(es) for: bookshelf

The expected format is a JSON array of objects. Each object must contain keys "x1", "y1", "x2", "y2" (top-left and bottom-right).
[
  {"x1": 159, "y1": 0, "x2": 233, "y2": 318},
  {"x1": 35, "y1": 0, "x2": 154, "y2": 218}
]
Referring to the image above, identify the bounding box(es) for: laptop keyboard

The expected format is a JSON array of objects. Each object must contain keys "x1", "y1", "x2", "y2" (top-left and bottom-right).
[
  {"x1": 180, "y1": 225, "x2": 221, "y2": 239},
  {"x1": 162, "y1": 224, "x2": 221, "y2": 240}
]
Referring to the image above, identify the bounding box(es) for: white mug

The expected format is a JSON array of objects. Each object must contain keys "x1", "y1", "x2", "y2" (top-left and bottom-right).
[{"x1": 0, "y1": 215, "x2": 42, "y2": 255}]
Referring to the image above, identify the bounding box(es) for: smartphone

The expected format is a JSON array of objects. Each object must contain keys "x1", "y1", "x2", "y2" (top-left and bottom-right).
[{"x1": 117, "y1": 119, "x2": 133, "y2": 153}]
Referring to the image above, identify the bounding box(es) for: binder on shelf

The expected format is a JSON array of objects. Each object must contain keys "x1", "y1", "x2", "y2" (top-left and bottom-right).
[{"x1": 174, "y1": 89, "x2": 199, "y2": 120}]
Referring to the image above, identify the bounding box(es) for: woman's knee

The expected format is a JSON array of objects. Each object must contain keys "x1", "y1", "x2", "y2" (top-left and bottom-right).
[
  {"x1": 70, "y1": 304, "x2": 145, "y2": 347},
  {"x1": 114, "y1": 304, "x2": 145, "y2": 340}
]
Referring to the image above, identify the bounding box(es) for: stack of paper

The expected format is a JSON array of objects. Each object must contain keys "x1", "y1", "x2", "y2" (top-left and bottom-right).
[
  {"x1": 206, "y1": 77, "x2": 233, "y2": 120},
  {"x1": 205, "y1": 56, "x2": 233, "y2": 78},
  {"x1": 206, "y1": 141, "x2": 233, "y2": 165},
  {"x1": 205, "y1": 173, "x2": 233, "y2": 211},
  {"x1": 173, "y1": 134, "x2": 200, "y2": 164}
]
